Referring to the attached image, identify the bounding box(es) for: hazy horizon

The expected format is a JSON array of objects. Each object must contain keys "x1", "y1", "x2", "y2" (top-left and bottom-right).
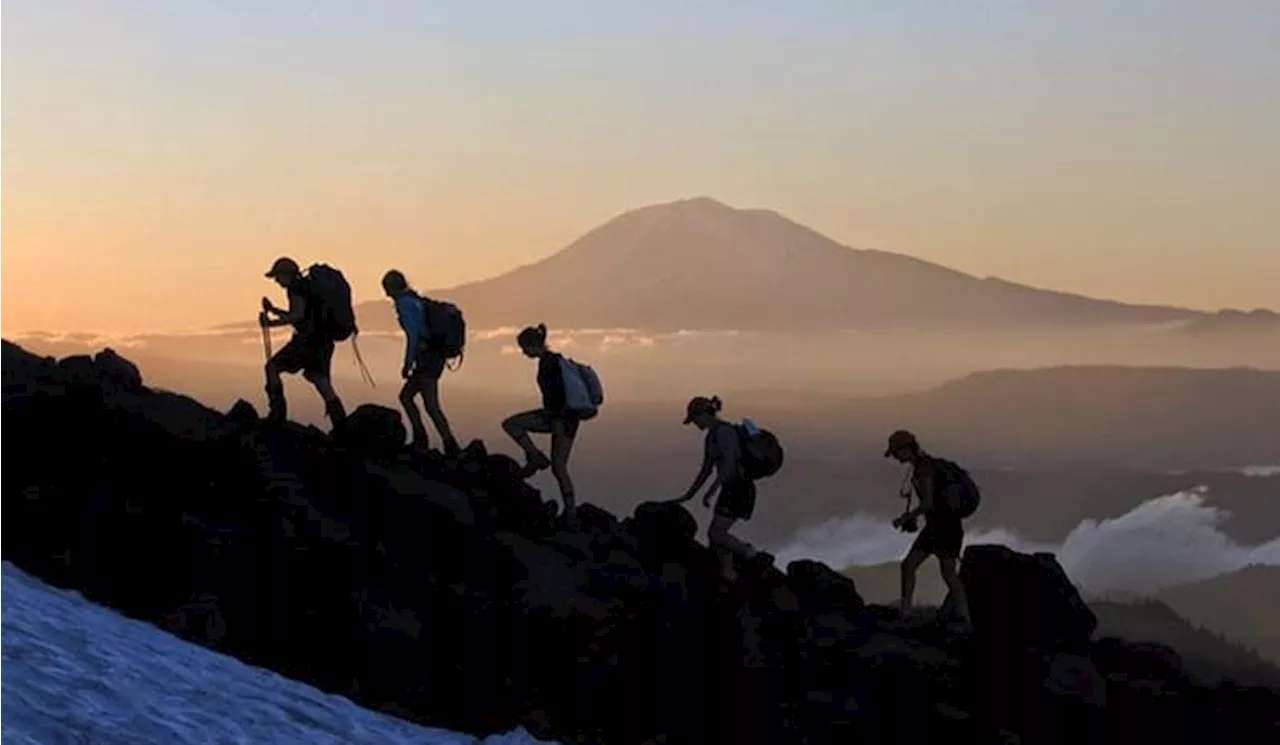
[{"x1": 5, "y1": 1, "x2": 1280, "y2": 334}]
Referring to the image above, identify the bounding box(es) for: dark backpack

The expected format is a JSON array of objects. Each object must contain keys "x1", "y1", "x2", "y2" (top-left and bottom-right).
[
  {"x1": 304, "y1": 264, "x2": 357, "y2": 342},
  {"x1": 737, "y1": 424, "x2": 784, "y2": 481},
  {"x1": 419, "y1": 296, "x2": 466, "y2": 363},
  {"x1": 930, "y1": 457, "x2": 981, "y2": 519}
]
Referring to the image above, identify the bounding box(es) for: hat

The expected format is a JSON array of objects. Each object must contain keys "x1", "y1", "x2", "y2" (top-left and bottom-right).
[
  {"x1": 884, "y1": 429, "x2": 919, "y2": 457},
  {"x1": 683, "y1": 396, "x2": 719, "y2": 424},
  {"x1": 265, "y1": 257, "x2": 300, "y2": 279}
]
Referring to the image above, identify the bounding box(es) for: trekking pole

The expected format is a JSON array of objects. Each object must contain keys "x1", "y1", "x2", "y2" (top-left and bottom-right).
[
  {"x1": 259, "y1": 298, "x2": 274, "y2": 360},
  {"x1": 351, "y1": 334, "x2": 376, "y2": 389}
]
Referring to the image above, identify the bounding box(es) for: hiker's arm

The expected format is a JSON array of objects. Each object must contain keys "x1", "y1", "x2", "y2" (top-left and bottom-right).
[
  {"x1": 677, "y1": 450, "x2": 715, "y2": 502},
  {"x1": 264, "y1": 292, "x2": 307, "y2": 327},
  {"x1": 394, "y1": 295, "x2": 421, "y2": 368},
  {"x1": 914, "y1": 468, "x2": 936, "y2": 515},
  {"x1": 702, "y1": 474, "x2": 721, "y2": 507}
]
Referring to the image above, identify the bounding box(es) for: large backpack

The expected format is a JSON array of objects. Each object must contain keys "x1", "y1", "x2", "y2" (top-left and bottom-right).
[
  {"x1": 930, "y1": 457, "x2": 982, "y2": 519},
  {"x1": 304, "y1": 264, "x2": 357, "y2": 342},
  {"x1": 558, "y1": 356, "x2": 604, "y2": 419},
  {"x1": 419, "y1": 295, "x2": 466, "y2": 366},
  {"x1": 736, "y1": 420, "x2": 784, "y2": 481}
]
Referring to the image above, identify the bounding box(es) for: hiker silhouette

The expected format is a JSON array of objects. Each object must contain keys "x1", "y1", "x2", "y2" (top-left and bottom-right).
[
  {"x1": 381, "y1": 270, "x2": 461, "y2": 456},
  {"x1": 886, "y1": 429, "x2": 976, "y2": 625},
  {"x1": 259, "y1": 257, "x2": 351, "y2": 433},
  {"x1": 501, "y1": 324, "x2": 601, "y2": 530},
  {"x1": 673, "y1": 395, "x2": 775, "y2": 582}
]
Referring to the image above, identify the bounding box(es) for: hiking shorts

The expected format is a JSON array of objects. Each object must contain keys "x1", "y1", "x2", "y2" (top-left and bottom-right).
[
  {"x1": 271, "y1": 334, "x2": 335, "y2": 379},
  {"x1": 411, "y1": 349, "x2": 447, "y2": 381},
  {"x1": 506, "y1": 408, "x2": 582, "y2": 439},
  {"x1": 911, "y1": 514, "x2": 964, "y2": 559},
  {"x1": 714, "y1": 478, "x2": 757, "y2": 521}
]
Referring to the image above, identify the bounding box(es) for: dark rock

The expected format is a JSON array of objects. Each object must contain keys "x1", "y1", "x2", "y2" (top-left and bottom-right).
[
  {"x1": 344, "y1": 404, "x2": 407, "y2": 457},
  {"x1": 961, "y1": 544, "x2": 1097, "y2": 654},
  {"x1": 56, "y1": 354, "x2": 99, "y2": 386},
  {"x1": 787, "y1": 559, "x2": 866, "y2": 614},
  {"x1": 94, "y1": 347, "x2": 143, "y2": 391},
  {"x1": 227, "y1": 399, "x2": 259, "y2": 428},
  {"x1": 629, "y1": 501, "x2": 697, "y2": 561}
]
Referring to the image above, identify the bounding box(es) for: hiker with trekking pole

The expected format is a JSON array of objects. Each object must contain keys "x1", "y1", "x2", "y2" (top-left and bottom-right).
[{"x1": 259, "y1": 257, "x2": 371, "y2": 435}]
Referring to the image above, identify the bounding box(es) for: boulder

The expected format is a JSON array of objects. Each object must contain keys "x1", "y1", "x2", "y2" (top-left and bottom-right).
[
  {"x1": 787, "y1": 559, "x2": 866, "y2": 614},
  {"x1": 94, "y1": 348, "x2": 143, "y2": 391},
  {"x1": 56, "y1": 354, "x2": 99, "y2": 386},
  {"x1": 226, "y1": 399, "x2": 260, "y2": 429},
  {"x1": 961, "y1": 544, "x2": 1097, "y2": 654},
  {"x1": 343, "y1": 404, "x2": 406, "y2": 457},
  {"x1": 628, "y1": 501, "x2": 697, "y2": 561}
]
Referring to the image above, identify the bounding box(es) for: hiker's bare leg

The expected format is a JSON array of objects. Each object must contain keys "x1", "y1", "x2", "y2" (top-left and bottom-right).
[
  {"x1": 709, "y1": 514, "x2": 759, "y2": 559},
  {"x1": 304, "y1": 371, "x2": 346, "y2": 427},
  {"x1": 398, "y1": 377, "x2": 429, "y2": 445},
  {"x1": 420, "y1": 377, "x2": 457, "y2": 449},
  {"x1": 900, "y1": 547, "x2": 927, "y2": 614},
  {"x1": 709, "y1": 513, "x2": 759, "y2": 579},
  {"x1": 938, "y1": 556, "x2": 971, "y2": 624},
  {"x1": 550, "y1": 419, "x2": 577, "y2": 514},
  {"x1": 502, "y1": 409, "x2": 552, "y2": 469}
]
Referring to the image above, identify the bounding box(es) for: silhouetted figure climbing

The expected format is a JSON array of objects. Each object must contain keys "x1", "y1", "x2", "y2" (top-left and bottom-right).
[
  {"x1": 502, "y1": 324, "x2": 603, "y2": 530},
  {"x1": 381, "y1": 270, "x2": 460, "y2": 456},
  {"x1": 886, "y1": 429, "x2": 975, "y2": 626},
  {"x1": 259, "y1": 257, "x2": 349, "y2": 433},
  {"x1": 675, "y1": 395, "x2": 774, "y2": 582}
]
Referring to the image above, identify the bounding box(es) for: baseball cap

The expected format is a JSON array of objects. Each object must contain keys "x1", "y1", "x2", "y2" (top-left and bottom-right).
[
  {"x1": 683, "y1": 396, "x2": 719, "y2": 424},
  {"x1": 265, "y1": 257, "x2": 300, "y2": 279},
  {"x1": 884, "y1": 429, "x2": 919, "y2": 457}
]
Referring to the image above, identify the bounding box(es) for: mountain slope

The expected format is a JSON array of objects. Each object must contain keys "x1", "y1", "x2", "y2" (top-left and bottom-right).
[
  {"x1": 6, "y1": 339, "x2": 1280, "y2": 743},
  {"x1": 355, "y1": 197, "x2": 1200, "y2": 332},
  {"x1": 1156, "y1": 566, "x2": 1280, "y2": 667}
]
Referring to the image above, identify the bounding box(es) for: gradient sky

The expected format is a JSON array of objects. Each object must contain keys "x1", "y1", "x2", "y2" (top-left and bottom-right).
[{"x1": 4, "y1": 0, "x2": 1278, "y2": 333}]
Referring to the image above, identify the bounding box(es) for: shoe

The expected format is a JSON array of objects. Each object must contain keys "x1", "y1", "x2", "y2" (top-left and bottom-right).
[{"x1": 520, "y1": 451, "x2": 552, "y2": 477}]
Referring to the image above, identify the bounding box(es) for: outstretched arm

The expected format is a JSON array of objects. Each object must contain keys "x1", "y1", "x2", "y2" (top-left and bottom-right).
[{"x1": 676, "y1": 446, "x2": 715, "y2": 503}]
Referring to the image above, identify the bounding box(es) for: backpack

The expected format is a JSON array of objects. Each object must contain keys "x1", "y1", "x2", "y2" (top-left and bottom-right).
[
  {"x1": 736, "y1": 419, "x2": 784, "y2": 481},
  {"x1": 419, "y1": 296, "x2": 466, "y2": 365},
  {"x1": 558, "y1": 356, "x2": 604, "y2": 419},
  {"x1": 304, "y1": 264, "x2": 357, "y2": 342},
  {"x1": 930, "y1": 457, "x2": 981, "y2": 519}
]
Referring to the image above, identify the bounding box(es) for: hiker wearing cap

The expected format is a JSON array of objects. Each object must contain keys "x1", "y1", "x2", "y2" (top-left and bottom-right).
[
  {"x1": 885, "y1": 429, "x2": 973, "y2": 625},
  {"x1": 502, "y1": 323, "x2": 604, "y2": 530},
  {"x1": 382, "y1": 270, "x2": 460, "y2": 456},
  {"x1": 259, "y1": 257, "x2": 348, "y2": 432},
  {"x1": 675, "y1": 395, "x2": 773, "y2": 582}
]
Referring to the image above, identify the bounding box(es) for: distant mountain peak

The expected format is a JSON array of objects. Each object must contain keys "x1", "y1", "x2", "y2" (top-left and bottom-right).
[{"x1": 367, "y1": 198, "x2": 1209, "y2": 332}]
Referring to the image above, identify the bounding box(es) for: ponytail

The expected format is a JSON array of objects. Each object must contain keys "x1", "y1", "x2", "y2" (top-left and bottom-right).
[{"x1": 517, "y1": 323, "x2": 549, "y2": 349}]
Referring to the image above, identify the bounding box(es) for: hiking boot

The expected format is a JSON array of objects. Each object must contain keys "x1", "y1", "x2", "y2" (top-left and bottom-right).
[
  {"x1": 443, "y1": 436, "x2": 461, "y2": 458},
  {"x1": 325, "y1": 400, "x2": 348, "y2": 439},
  {"x1": 520, "y1": 451, "x2": 552, "y2": 477},
  {"x1": 265, "y1": 384, "x2": 287, "y2": 424}
]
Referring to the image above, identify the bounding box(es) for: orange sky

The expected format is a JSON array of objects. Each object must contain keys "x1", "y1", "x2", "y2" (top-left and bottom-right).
[{"x1": 3, "y1": 1, "x2": 1278, "y2": 334}]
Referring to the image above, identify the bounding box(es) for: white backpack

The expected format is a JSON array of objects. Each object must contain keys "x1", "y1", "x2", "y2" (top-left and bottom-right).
[{"x1": 558, "y1": 356, "x2": 604, "y2": 418}]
